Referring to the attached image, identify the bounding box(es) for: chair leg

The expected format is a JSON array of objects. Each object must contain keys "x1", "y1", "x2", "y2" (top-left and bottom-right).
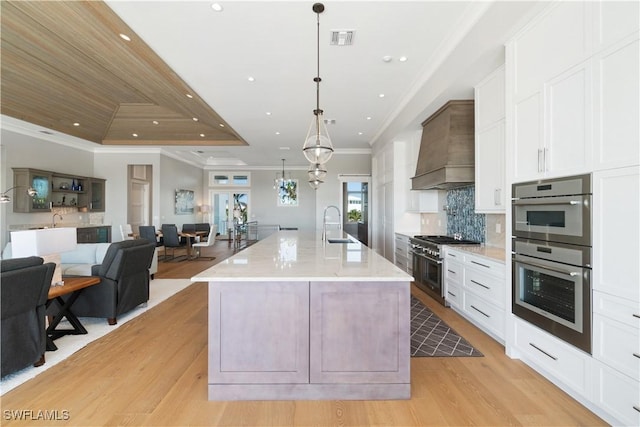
[
  {"x1": 34, "y1": 353, "x2": 45, "y2": 367},
  {"x1": 108, "y1": 317, "x2": 117, "y2": 325}
]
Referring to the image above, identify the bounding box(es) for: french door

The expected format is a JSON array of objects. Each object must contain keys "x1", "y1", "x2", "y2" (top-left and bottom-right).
[{"x1": 210, "y1": 190, "x2": 250, "y2": 240}]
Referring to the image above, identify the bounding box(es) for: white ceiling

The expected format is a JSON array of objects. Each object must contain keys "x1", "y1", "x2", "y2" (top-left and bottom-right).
[{"x1": 3, "y1": 1, "x2": 545, "y2": 169}]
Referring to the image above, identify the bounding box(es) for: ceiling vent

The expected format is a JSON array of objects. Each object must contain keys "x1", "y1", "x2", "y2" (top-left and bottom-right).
[
  {"x1": 330, "y1": 30, "x2": 354, "y2": 46},
  {"x1": 324, "y1": 118, "x2": 336, "y2": 125}
]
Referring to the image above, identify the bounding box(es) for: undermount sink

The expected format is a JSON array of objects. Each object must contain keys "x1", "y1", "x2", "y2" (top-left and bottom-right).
[{"x1": 327, "y1": 238, "x2": 354, "y2": 244}]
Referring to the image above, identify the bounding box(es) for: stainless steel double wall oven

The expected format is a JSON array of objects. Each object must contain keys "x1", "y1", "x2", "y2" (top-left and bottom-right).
[{"x1": 512, "y1": 173, "x2": 592, "y2": 353}]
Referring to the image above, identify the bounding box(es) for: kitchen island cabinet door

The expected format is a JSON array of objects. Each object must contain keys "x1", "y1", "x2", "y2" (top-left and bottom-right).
[
  {"x1": 209, "y1": 281, "x2": 309, "y2": 385},
  {"x1": 309, "y1": 281, "x2": 410, "y2": 385}
]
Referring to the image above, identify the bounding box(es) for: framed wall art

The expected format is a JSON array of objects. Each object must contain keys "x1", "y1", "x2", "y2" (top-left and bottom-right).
[
  {"x1": 277, "y1": 179, "x2": 298, "y2": 206},
  {"x1": 175, "y1": 189, "x2": 195, "y2": 215}
]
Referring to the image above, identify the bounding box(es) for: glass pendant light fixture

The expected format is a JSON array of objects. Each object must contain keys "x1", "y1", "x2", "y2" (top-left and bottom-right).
[
  {"x1": 308, "y1": 176, "x2": 324, "y2": 190},
  {"x1": 307, "y1": 162, "x2": 327, "y2": 181},
  {"x1": 273, "y1": 159, "x2": 289, "y2": 191},
  {"x1": 302, "y1": 3, "x2": 334, "y2": 166}
]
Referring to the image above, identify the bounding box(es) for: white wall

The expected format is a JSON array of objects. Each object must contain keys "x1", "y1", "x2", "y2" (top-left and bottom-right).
[
  {"x1": 247, "y1": 169, "x2": 316, "y2": 231},
  {"x1": 1, "y1": 129, "x2": 95, "y2": 246},
  {"x1": 312, "y1": 153, "x2": 372, "y2": 231}
]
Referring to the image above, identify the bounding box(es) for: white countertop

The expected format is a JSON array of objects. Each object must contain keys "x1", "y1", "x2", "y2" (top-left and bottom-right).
[
  {"x1": 192, "y1": 230, "x2": 414, "y2": 282},
  {"x1": 449, "y1": 244, "x2": 507, "y2": 263}
]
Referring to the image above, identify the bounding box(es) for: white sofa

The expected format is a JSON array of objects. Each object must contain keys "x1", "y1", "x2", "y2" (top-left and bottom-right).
[{"x1": 2, "y1": 242, "x2": 158, "y2": 278}]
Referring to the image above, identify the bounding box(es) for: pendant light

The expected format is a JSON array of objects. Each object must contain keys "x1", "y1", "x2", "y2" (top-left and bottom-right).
[
  {"x1": 307, "y1": 162, "x2": 327, "y2": 181},
  {"x1": 273, "y1": 159, "x2": 289, "y2": 191},
  {"x1": 308, "y1": 177, "x2": 324, "y2": 190},
  {"x1": 302, "y1": 3, "x2": 334, "y2": 166}
]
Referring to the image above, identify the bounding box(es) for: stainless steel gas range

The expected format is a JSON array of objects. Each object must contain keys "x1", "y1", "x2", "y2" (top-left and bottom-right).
[{"x1": 410, "y1": 235, "x2": 480, "y2": 305}]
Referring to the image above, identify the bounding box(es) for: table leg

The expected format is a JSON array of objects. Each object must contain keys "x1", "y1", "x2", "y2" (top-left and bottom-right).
[{"x1": 45, "y1": 291, "x2": 89, "y2": 351}]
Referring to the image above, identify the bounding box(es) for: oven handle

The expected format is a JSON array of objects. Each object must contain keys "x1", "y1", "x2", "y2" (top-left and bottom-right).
[
  {"x1": 411, "y1": 251, "x2": 442, "y2": 265},
  {"x1": 512, "y1": 199, "x2": 581, "y2": 206},
  {"x1": 514, "y1": 258, "x2": 579, "y2": 277}
]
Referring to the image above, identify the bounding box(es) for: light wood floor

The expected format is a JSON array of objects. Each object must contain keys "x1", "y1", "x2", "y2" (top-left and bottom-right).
[{"x1": 1, "y1": 239, "x2": 606, "y2": 426}]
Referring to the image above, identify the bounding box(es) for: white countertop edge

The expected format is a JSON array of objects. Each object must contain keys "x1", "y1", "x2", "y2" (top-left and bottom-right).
[{"x1": 191, "y1": 276, "x2": 414, "y2": 282}]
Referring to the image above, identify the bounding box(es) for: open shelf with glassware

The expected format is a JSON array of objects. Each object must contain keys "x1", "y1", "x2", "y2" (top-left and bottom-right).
[{"x1": 12, "y1": 168, "x2": 106, "y2": 213}]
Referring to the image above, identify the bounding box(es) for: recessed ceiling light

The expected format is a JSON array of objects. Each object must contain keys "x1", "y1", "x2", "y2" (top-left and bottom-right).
[
  {"x1": 192, "y1": 117, "x2": 199, "y2": 122},
  {"x1": 219, "y1": 124, "x2": 225, "y2": 127},
  {"x1": 358, "y1": 132, "x2": 363, "y2": 135},
  {"x1": 399, "y1": 56, "x2": 408, "y2": 62},
  {"x1": 132, "y1": 133, "x2": 138, "y2": 137},
  {"x1": 211, "y1": 3, "x2": 223, "y2": 12},
  {"x1": 275, "y1": 132, "x2": 280, "y2": 135},
  {"x1": 200, "y1": 133, "x2": 205, "y2": 137},
  {"x1": 279, "y1": 147, "x2": 290, "y2": 150},
  {"x1": 266, "y1": 112, "x2": 272, "y2": 116},
  {"x1": 379, "y1": 94, "x2": 385, "y2": 98},
  {"x1": 186, "y1": 93, "x2": 193, "y2": 99},
  {"x1": 247, "y1": 76, "x2": 255, "y2": 82},
  {"x1": 152, "y1": 120, "x2": 159, "y2": 125},
  {"x1": 382, "y1": 55, "x2": 392, "y2": 62},
  {"x1": 366, "y1": 116, "x2": 372, "y2": 120},
  {"x1": 119, "y1": 33, "x2": 131, "y2": 42},
  {"x1": 73, "y1": 122, "x2": 80, "y2": 127}
]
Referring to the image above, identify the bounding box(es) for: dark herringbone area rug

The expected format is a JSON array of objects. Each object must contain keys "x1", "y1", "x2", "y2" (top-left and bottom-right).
[{"x1": 411, "y1": 296, "x2": 483, "y2": 357}]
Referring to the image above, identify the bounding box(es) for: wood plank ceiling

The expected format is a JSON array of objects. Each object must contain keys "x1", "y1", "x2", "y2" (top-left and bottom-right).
[{"x1": 0, "y1": 1, "x2": 246, "y2": 147}]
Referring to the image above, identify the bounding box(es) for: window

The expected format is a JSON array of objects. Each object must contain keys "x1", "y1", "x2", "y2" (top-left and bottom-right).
[{"x1": 209, "y1": 172, "x2": 251, "y2": 187}]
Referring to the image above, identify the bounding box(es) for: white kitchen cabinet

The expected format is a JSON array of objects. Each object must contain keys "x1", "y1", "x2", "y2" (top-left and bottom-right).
[
  {"x1": 592, "y1": 359, "x2": 640, "y2": 427},
  {"x1": 544, "y1": 60, "x2": 592, "y2": 175},
  {"x1": 513, "y1": 318, "x2": 592, "y2": 397},
  {"x1": 394, "y1": 233, "x2": 411, "y2": 274},
  {"x1": 475, "y1": 65, "x2": 506, "y2": 212},
  {"x1": 511, "y1": 1, "x2": 589, "y2": 102},
  {"x1": 593, "y1": 166, "x2": 640, "y2": 302},
  {"x1": 444, "y1": 247, "x2": 506, "y2": 342},
  {"x1": 593, "y1": 34, "x2": 640, "y2": 170},
  {"x1": 443, "y1": 249, "x2": 463, "y2": 309}
]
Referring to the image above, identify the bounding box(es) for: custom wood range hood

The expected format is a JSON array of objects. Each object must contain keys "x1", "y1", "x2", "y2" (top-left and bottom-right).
[{"x1": 411, "y1": 100, "x2": 475, "y2": 190}]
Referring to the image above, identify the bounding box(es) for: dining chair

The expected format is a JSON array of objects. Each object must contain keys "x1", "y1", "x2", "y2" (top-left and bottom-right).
[
  {"x1": 160, "y1": 224, "x2": 187, "y2": 261},
  {"x1": 139, "y1": 225, "x2": 165, "y2": 259},
  {"x1": 191, "y1": 224, "x2": 217, "y2": 260},
  {"x1": 120, "y1": 224, "x2": 134, "y2": 241}
]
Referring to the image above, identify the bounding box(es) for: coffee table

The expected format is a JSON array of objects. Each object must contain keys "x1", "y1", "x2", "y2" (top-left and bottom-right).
[{"x1": 46, "y1": 276, "x2": 101, "y2": 351}]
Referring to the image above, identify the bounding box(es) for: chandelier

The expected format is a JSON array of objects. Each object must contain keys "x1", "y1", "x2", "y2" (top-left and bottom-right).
[{"x1": 303, "y1": 3, "x2": 333, "y2": 189}]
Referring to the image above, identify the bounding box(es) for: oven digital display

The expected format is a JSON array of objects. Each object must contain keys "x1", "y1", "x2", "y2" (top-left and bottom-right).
[{"x1": 526, "y1": 211, "x2": 565, "y2": 228}]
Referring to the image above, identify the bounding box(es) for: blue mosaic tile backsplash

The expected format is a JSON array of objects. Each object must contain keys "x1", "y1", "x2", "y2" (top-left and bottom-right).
[{"x1": 446, "y1": 186, "x2": 485, "y2": 243}]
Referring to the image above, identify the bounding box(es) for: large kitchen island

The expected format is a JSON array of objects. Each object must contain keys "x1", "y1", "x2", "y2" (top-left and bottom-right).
[{"x1": 192, "y1": 230, "x2": 413, "y2": 401}]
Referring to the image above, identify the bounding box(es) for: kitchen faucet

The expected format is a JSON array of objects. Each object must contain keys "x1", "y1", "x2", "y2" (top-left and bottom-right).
[
  {"x1": 52, "y1": 213, "x2": 63, "y2": 228},
  {"x1": 322, "y1": 205, "x2": 341, "y2": 241}
]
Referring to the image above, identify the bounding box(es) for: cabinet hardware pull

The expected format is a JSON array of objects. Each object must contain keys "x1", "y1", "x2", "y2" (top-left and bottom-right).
[
  {"x1": 515, "y1": 259, "x2": 579, "y2": 277},
  {"x1": 447, "y1": 291, "x2": 457, "y2": 297},
  {"x1": 470, "y1": 305, "x2": 490, "y2": 318},
  {"x1": 471, "y1": 260, "x2": 490, "y2": 269},
  {"x1": 633, "y1": 313, "x2": 640, "y2": 319},
  {"x1": 512, "y1": 200, "x2": 580, "y2": 206},
  {"x1": 470, "y1": 279, "x2": 490, "y2": 290},
  {"x1": 529, "y1": 343, "x2": 558, "y2": 361},
  {"x1": 544, "y1": 148, "x2": 549, "y2": 172},
  {"x1": 538, "y1": 149, "x2": 543, "y2": 172},
  {"x1": 633, "y1": 353, "x2": 640, "y2": 359},
  {"x1": 449, "y1": 253, "x2": 457, "y2": 257},
  {"x1": 447, "y1": 269, "x2": 457, "y2": 274},
  {"x1": 634, "y1": 405, "x2": 640, "y2": 413}
]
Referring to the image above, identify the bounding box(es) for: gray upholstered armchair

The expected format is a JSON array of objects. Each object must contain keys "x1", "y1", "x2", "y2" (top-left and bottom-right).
[
  {"x1": 1, "y1": 256, "x2": 55, "y2": 377},
  {"x1": 54, "y1": 240, "x2": 155, "y2": 325}
]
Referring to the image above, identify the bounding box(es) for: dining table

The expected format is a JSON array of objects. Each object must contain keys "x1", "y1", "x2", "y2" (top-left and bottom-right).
[{"x1": 178, "y1": 230, "x2": 209, "y2": 260}]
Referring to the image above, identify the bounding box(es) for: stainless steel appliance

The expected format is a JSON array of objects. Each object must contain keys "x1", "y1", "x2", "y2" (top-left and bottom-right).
[
  {"x1": 512, "y1": 173, "x2": 591, "y2": 246},
  {"x1": 410, "y1": 235, "x2": 479, "y2": 305},
  {"x1": 512, "y1": 238, "x2": 591, "y2": 353},
  {"x1": 512, "y1": 173, "x2": 592, "y2": 353}
]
